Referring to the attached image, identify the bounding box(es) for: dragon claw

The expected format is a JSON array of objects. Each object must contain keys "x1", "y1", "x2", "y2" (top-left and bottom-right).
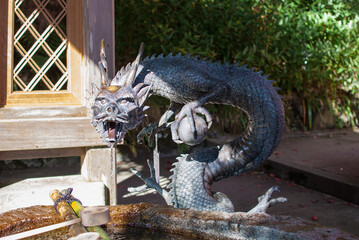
[
  {"x1": 127, "y1": 169, "x2": 150, "y2": 193},
  {"x1": 194, "y1": 107, "x2": 212, "y2": 129},
  {"x1": 128, "y1": 160, "x2": 163, "y2": 194},
  {"x1": 138, "y1": 123, "x2": 169, "y2": 147},
  {"x1": 137, "y1": 123, "x2": 159, "y2": 146},
  {"x1": 176, "y1": 105, "x2": 196, "y2": 134},
  {"x1": 137, "y1": 110, "x2": 173, "y2": 147},
  {"x1": 247, "y1": 186, "x2": 287, "y2": 214},
  {"x1": 130, "y1": 167, "x2": 143, "y2": 179},
  {"x1": 171, "y1": 103, "x2": 212, "y2": 146},
  {"x1": 127, "y1": 184, "x2": 149, "y2": 193}
]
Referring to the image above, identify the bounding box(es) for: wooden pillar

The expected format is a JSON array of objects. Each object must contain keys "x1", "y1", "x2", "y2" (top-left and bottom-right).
[
  {"x1": 0, "y1": 0, "x2": 9, "y2": 107},
  {"x1": 82, "y1": 0, "x2": 115, "y2": 109},
  {"x1": 81, "y1": 147, "x2": 119, "y2": 205},
  {"x1": 80, "y1": 0, "x2": 116, "y2": 204}
]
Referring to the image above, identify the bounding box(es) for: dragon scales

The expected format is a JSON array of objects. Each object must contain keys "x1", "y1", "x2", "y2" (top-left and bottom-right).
[{"x1": 90, "y1": 41, "x2": 286, "y2": 213}]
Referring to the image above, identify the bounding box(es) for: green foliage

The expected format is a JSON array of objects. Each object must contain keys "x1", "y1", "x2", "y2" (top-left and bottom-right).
[{"x1": 115, "y1": 0, "x2": 359, "y2": 130}]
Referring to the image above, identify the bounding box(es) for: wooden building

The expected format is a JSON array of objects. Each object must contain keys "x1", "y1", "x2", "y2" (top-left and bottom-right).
[{"x1": 0, "y1": 0, "x2": 117, "y2": 203}]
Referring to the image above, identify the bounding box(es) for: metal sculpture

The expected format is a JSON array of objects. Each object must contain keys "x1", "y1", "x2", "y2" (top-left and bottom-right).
[{"x1": 90, "y1": 41, "x2": 286, "y2": 213}]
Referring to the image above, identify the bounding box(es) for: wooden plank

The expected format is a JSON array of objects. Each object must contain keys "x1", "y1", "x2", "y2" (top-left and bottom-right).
[
  {"x1": 5, "y1": 92, "x2": 82, "y2": 107},
  {"x1": 0, "y1": 106, "x2": 87, "y2": 119},
  {"x1": 0, "y1": 147, "x2": 86, "y2": 161},
  {"x1": 0, "y1": 117, "x2": 106, "y2": 151},
  {"x1": 0, "y1": 0, "x2": 9, "y2": 107}
]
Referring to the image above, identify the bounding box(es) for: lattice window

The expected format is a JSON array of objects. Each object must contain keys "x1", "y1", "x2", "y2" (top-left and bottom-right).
[{"x1": 12, "y1": 0, "x2": 68, "y2": 92}]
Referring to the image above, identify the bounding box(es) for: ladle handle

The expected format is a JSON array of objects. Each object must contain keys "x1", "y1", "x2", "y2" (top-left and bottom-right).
[{"x1": 0, "y1": 218, "x2": 81, "y2": 240}]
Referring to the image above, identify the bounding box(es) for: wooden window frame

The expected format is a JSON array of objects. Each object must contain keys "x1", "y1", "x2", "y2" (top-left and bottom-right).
[{"x1": 1, "y1": 0, "x2": 83, "y2": 107}]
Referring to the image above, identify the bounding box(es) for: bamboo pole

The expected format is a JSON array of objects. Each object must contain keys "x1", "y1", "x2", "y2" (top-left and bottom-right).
[
  {"x1": 49, "y1": 190, "x2": 87, "y2": 236},
  {"x1": 69, "y1": 201, "x2": 111, "y2": 239}
]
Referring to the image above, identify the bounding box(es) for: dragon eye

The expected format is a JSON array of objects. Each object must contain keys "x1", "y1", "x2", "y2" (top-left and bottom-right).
[
  {"x1": 98, "y1": 98, "x2": 107, "y2": 105},
  {"x1": 118, "y1": 98, "x2": 134, "y2": 105}
]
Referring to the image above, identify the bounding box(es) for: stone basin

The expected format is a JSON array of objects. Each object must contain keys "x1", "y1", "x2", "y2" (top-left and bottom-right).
[{"x1": 0, "y1": 203, "x2": 356, "y2": 239}]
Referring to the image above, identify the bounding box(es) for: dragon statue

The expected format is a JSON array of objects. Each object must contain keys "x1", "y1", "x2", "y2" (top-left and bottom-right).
[{"x1": 90, "y1": 40, "x2": 286, "y2": 213}]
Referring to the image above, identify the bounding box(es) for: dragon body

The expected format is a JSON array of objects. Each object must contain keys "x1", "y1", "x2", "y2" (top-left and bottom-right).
[{"x1": 91, "y1": 42, "x2": 285, "y2": 213}]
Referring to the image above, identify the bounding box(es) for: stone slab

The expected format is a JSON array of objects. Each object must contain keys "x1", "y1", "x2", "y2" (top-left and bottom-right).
[
  {"x1": 0, "y1": 175, "x2": 105, "y2": 214},
  {"x1": 265, "y1": 130, "x2": 359, "y2": 204}
]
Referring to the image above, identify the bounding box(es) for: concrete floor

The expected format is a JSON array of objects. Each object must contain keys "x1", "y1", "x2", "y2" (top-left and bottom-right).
[{"x1": 117, "y1": 157, "x2": 359, "y2": 237}]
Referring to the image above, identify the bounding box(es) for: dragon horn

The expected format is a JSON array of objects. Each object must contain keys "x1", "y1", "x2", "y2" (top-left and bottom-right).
[
  {"x1": 124, "y1": 42, "x2": 144, "y2": 87},
  {"x1": 99, "y1": 39, "x2": 110, "y2": 87}
]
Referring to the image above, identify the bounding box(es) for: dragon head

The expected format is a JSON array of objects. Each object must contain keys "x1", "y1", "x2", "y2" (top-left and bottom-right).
[{"x1": 90, "y1": 41, "x2": 150, "y2": 146}]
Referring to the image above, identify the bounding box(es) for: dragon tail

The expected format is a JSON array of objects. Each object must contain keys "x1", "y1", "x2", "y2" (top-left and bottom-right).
[{"x1": 204, "y1": 67, "x2": 284, "y2": 185}]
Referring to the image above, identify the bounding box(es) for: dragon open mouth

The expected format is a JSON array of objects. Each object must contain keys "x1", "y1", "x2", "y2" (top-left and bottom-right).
[
  {"x1": 92, "y1": 111, "x2": 130, "y2": 146},
  {"x1": 104, "y1": 121, "x2": 126, "y2": 145}
]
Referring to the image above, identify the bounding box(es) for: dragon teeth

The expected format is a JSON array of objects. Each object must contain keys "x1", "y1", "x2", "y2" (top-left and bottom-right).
[{"x1": 142, "y1": 106, "x2": 150, "y2": 111}]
